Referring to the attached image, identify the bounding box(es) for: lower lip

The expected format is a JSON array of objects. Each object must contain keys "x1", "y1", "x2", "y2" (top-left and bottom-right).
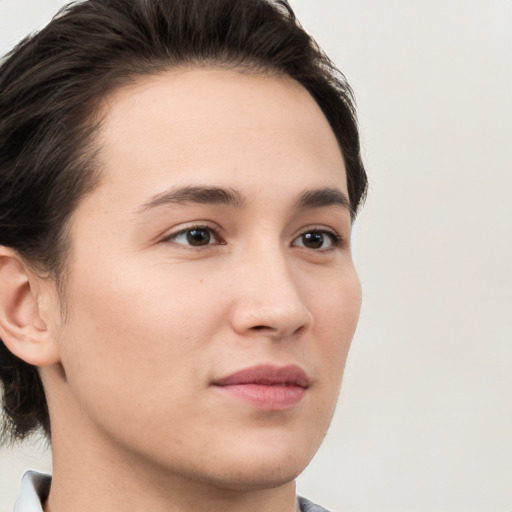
[{"x1": 215, "y1": 384, "x2": 306, "y2": 411}]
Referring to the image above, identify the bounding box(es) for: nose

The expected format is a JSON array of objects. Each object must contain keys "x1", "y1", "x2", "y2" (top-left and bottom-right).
[{"x1": 230, "y1": 248, "x2": 313, "y2": 339}]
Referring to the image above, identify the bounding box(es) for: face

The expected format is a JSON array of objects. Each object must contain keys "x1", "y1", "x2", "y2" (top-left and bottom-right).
[{"x1": 48, "y1": 68, "x2": 361, "y2": 490}]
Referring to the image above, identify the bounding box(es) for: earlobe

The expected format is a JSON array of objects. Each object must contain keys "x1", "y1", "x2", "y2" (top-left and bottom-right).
[{"x1": 0, "y1": 247, "x2": 60, "y2": 366}]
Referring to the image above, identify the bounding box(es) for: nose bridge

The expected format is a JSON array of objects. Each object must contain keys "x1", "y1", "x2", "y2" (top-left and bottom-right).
[{"x1": 230, "y1": 235, "x2": 313, "y2": 337}]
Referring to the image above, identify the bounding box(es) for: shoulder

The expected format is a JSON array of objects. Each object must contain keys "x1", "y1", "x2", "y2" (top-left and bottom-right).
[{"x1": 298, "y1": 496, "x2": 332, "y2": 512}]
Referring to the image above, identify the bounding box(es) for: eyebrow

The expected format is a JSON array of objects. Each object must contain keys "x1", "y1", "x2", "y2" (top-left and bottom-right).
[
  {"x1": 137, "y1": 185, "x2": 245, "y2": 212},
  {"x1": 136, "y1": 184, "x2": 351, "y2": 215},
  {"x1": 294, "y1": 187, "x2": 352, "y2": 214}
]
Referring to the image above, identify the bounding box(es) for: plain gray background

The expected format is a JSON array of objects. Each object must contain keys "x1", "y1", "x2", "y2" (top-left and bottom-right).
[{"x1": 1, "y1": 1, "x2": 511, "y2": 511}]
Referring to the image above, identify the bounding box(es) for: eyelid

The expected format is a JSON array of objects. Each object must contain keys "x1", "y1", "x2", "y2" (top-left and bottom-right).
[
  {"x1": 158, "y1": 222, "x2": 345, "y2": 250},
  {"x1": 161, "y1": 222, "x2": 225, "y2": 246},
  {"x1": 292, "y1": 225, "x2": 345, "y2": 249}
]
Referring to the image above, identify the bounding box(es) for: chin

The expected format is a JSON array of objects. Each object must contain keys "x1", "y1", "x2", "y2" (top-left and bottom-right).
[
  {"x1": 193, "y1": 436, "x2": 319, "y2": 492},
  {"x1": 198, "y1": 459, "x2": 306, "y2": 492}
]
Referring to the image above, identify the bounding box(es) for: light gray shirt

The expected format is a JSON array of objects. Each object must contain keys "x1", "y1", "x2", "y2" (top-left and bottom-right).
[{"x1": 14, "y1": 471, "x2": 330, "y2": 511}]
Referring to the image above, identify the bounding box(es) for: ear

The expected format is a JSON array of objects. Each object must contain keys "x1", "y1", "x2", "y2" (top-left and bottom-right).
[{"x1": 0, "y1": 247, "x2": 60, "y2": 366}]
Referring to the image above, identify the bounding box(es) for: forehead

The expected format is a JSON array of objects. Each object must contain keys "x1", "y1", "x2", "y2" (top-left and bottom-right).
[{"x1": 89, "y1": 67, "x2": 347, "y2": 211}]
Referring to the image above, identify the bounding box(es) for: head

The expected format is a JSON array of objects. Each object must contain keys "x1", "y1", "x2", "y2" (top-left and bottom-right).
[{"x1": 0, "y1": 0, "x2": 367, "y2": 490}]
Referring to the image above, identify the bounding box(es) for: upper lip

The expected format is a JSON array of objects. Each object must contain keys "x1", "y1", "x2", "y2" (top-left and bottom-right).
[{"x1": 213, "y1": 364, "x2": 310, "y2": 388}]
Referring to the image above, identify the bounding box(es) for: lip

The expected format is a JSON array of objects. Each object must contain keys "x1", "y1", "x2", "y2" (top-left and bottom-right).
[{"x1": 212, "y1": 364, "x2": 310, "y2": 411}]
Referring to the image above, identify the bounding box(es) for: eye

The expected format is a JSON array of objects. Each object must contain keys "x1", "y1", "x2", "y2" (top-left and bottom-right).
[
  {"x1": 166, "y1": 225, "x2": 222, "y2": 247},
  {"x1": 292, "y1": 229, "x2": 341, "y2": 250}
]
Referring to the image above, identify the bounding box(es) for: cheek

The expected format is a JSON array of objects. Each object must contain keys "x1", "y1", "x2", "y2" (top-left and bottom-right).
[
  {"x1": 311, "y1": 268, "x2": 361, "y2": 385},
  {"x1": 57, "y1": 260, "x2": 223, "y2": 412},
  {"x1": 311, "y1": 264, "x2": 362, "y2": 338},
  {"x1": 337, "y1": 271, "x2": 362, "y2": 341}
]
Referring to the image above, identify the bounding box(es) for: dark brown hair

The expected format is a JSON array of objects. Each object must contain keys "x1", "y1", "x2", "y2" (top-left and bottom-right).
[{"x1": 0, "y1": 0, "x2": 367, "y2": 443}]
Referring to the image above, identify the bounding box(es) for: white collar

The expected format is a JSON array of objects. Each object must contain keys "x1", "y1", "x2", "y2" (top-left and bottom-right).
[{"x1": 13, "y1": 470, "x2": 51, "y2": 512}]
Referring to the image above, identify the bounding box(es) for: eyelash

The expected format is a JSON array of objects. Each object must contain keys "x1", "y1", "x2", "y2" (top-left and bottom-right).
[
  {"x1": 163, "y1": 224, "x2": 225, "y2": 247},
  {"x1": 294, "y1": 227, "x2": 343, "y2": 250},
  {"x1": 163, "y1": 224, "x2": 343, "y2": 250}
]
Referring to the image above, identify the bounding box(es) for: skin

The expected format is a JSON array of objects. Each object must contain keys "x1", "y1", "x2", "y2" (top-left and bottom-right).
[{"x1": 4, "y1": 68, "x2": 362, "y2": 512}]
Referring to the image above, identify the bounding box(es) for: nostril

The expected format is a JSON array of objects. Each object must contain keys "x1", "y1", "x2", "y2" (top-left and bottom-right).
[
  {"x1": 292, "y1": 325, "x2": 306, "y2": 336},
  {"x1": 251, "y1": 325, "x2": 271, "y2": 331}
]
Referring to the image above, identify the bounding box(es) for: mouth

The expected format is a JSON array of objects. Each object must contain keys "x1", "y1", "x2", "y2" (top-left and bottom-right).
[{"x1": 212, "y1": 364, "x2": 310, "y2": 411}]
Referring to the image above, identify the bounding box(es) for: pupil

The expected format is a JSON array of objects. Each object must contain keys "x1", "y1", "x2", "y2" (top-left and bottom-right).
[
  {"x1": 303, "y1": 232, "x2": 323, "y2": 249},
  {"x1": 187, "y1": 229, "x2": 210, "y2": 246}
]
